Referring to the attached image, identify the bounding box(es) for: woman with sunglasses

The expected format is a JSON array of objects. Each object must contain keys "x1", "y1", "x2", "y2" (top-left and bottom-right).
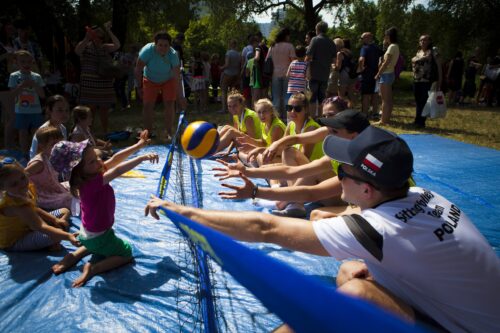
[{"x1": 215, "y1": 90, "x2": 263, "y2": 155}]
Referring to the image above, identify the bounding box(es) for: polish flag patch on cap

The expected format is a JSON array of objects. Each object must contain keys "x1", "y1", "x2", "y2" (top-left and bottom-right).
[{"x1": 363, "y1": 153, "x2": 383, "y2": 172}]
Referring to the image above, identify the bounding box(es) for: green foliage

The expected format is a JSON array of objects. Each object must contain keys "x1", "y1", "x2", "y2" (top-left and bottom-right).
[{"x1": 184, "y1": 15, "x2": 259, "y2": 61}]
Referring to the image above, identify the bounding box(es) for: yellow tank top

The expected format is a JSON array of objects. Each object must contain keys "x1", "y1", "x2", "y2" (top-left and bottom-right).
[
  {"x1": 0, "y1": 184, "x2": 37, "y2": 249},
  {"x1": 262, "y1": 117, "x2": 286, "y2": 146},
  {"x1": 233, "y1": 108, "x2": 263, "y2": 139},
  {"x1": 288, "y1": 118, "x2": 324, "y2": 161}
]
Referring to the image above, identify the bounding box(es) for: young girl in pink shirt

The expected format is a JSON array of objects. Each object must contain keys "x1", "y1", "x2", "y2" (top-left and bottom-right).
[{"x1": 50, "y1": 130, "x2": 158, "y2": 287}]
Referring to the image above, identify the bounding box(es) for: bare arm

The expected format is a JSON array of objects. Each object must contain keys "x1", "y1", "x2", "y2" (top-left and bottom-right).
[
  {"x1": 103, "y1": 153, "x2": 158, "y2": 184},
  {"x1": 104, "y1": 130, "x2": 150, "y2": 169},
  {"x1": 244, "y1": 117, "x2": 257, "y2": 139},
  {"x1": 219, "y1": 173, "x2": 341, "y2": 203},
  {"x1": 7, "y1": 205, "x2": 78, "y2": 245},
  {"x1": 74, "y1": 32, "x2": 91, "y2": 56},
  {"x1": 145, "y1": 196, "x2": 328, "y2": 256},
  {"x1": 25, "y1": 159, "x2": 44, "y2": 176},
  {"x1": 376, "y1": 53, "x2": 392, "y2": 79},
  {"x1": 134, "y1": 58, "x2": 146, "y2": 88},
  {"x1": 102, "y1": 21, "x2": 121, "y2": 53}
]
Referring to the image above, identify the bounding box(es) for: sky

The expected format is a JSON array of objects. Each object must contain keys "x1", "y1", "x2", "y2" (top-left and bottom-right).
[{"x1": 253, "y1": 0, "x2": 429, "y2": 23}]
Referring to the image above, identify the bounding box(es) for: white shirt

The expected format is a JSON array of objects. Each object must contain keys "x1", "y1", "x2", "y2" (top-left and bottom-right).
[{"x1": 313, "y1": 187, "x2": 500, "y2": 333}]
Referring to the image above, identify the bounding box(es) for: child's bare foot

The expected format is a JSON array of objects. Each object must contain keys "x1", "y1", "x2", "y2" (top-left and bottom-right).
[
  {"x1": 52, "y1": 253, "x2": 80, "y2": 275},
  {"x1": 72, "y1": 262, "x2": 92, "y2": 288}
]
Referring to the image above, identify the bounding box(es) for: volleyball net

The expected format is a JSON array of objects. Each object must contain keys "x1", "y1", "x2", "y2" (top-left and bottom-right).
[{"x1": 154, "y1": 112, "x2": 425, "y2": 333}]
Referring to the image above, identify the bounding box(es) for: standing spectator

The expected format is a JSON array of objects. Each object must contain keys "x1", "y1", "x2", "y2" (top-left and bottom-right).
[
  {"x1": 241, "y1": 36, "x2": 258, "y2": 107},
  {"x1": 446, "y1": 51, "x2": 464, "y2": 105},
  {"x1": 209, "y1": 53, "x2": 221, "y2": 103},
  {"x1": 358, "y1": 32, "x2": 381, "y2": 119},
  {"x1": 8, "y1": 50, "x2": 46, "y2": 154},
  {"x1": 334, "y1": 38, "x2": 355, "y2": 107},
  {"x1": 460, "y1": 48, "x2": 482, "y2": 105},
  {"x1": 135, "y1": 31, "x2": 186, "y2": 140},
  {"x1": 304, "y1": 31, "x2": 316, "y2": 49},
  {"x1": 306, "y1": 22, "x2": 336, "y2": 117},
  {"x1": 171, "y1": 33, "x2": 185, "y2": 65},
  {"x1": 411, "y1": 34, "x2": 442, "y2": 128},
  {"x1": 267, "y1": 28, "x2": 296, "y2": 119},
  {"x1": 286, "y1": 45, "x2": 308, "y2": 98},
  {"x1": 375, "y1": 27, "x2": 399, "y2": 126},
  {"x1": 113, "y1": 47, "x2": 135, "y2": 111},
  {"x1": 75, "y1": 22, "x2": 120, "y2": 134},
  {"x1": 190, "y1": 51, "x2": 206, "y2": 114},
  {"x1": 0, "y1": 18, "x2": 17, "y2": 149},
  {"x1": 220, "y1": 40, "x2": 241, "y2": 114},
  {"x1": 13, "y1": 20, "x2": 43, "y2": 73},
  {"x1": 254, "y1": 33, "x2": 270, "y2": 101}
]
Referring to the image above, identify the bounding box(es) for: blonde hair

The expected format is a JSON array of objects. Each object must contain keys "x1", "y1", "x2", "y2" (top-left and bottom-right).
[
  {"x1": 333, "y1": 38, "x2": 344, "y2": 50},
  {"x1": 227, "y1": 89, "x2": 245, "y2": 105},
  {"x1": 255, "y1": 98, "x2": 279, "y2": 119},
  {"x1": 15, "y1": 50, "x2": 34, "y2": 59},
  {"x1": 35, "y1": 126, "x2": 63, "y2": 153},
  {"x1": 0, "y1": 157, "x2": 25, "y2": 190}
]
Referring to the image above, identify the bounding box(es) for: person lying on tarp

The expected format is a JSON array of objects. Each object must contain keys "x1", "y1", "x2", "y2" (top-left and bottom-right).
[{"x1": 145, "y1": 126, "x2": 500, "y2": 333}]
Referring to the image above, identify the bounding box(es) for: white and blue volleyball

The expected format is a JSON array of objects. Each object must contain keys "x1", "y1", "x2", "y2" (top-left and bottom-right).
[{"x1": 181, "y1": 121, "x2": 220, "y2": 159}]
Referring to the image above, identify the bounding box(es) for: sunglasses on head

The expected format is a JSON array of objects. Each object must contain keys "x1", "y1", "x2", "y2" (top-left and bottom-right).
[
  {"x1": 338, "y1": 165, "x2": 378, "y2": 189},
  {"x1": 286, "y1": 104, "x2": 303, "y2": 112},
  {"x1": 0, "y1": 157, "x2": 15, "y2": 168}
]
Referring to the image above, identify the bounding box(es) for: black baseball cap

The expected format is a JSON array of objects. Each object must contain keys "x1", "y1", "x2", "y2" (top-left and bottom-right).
[
  {"x1": 318, "y1": 109, "x2": 370, "y2": 133},
  {"x1": 323, "y1": 126, "x2": 413, "y2": 189}
]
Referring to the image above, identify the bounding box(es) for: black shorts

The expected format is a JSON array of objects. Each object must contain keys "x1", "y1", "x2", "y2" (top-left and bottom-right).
[
  {"x1": 309, "y1": 79, "x2": 328, "y2": 103},
  {"x1": 361, "y1": 77, "x2": 376, "y2": 95}
]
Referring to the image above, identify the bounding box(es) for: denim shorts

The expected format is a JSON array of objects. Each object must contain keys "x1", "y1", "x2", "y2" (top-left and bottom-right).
[
  {"x1": 15, "y1": 113, "x2": 44, "y2": 130},
  {"x1": 379, "y1": 72, "x2": 395, "y2": 85}
]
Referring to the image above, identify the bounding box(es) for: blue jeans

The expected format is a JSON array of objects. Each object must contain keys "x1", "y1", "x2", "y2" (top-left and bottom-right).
[{"x1": 271, "y1": 77, "x2": 288, "y2": 119}]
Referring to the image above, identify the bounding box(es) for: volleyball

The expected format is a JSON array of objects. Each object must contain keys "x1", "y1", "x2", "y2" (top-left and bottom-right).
[{"x1": 181, "y1": 121, "x2": 220, "y2": 159}]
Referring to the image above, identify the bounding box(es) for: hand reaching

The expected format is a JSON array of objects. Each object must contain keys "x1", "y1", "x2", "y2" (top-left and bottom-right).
[
  {"x1": 218, "y1": 173, "x2": 255, "y2": 199},
  {"x1": 69, "y1": 232, "x2": 81, "y2": 247},
  {"x1": 212, "y1": 158, "x2": 245, "y2": 181},
  {"x1": 262, "y1": 141, "x2": 281, "y2": 163},
  {"x1": 247, "y1": 147, "x2": 265, "y2": 163},
  {"x1": 137, "y1": 129, "x2": 151, "y2": 147},
  {"x1": 145, "y1": 195, "x2": 169, "y2": 220},
  {"x1": 141, "y1": 153, "x2": 159, "y2": 164}
]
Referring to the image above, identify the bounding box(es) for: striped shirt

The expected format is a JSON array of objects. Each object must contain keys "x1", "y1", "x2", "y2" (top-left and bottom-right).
[{"x1": 287, "y1": 60, "x2": 307, "y2": 93}]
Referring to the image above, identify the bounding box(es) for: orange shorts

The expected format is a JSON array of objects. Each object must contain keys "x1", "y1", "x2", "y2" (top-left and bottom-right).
[{"x1": 142, "y1": 77, "x2": 177, "y2": 103}]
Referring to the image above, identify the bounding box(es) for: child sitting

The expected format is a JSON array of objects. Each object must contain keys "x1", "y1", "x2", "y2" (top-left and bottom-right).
[
  {"x1": 8, "y1": 50, "x2": 46, "y2": 155},
  {"x1": 70, "y1": 105, "x2": 112, "y2": 158},
  {"x1": 29, "y1": 94, "x2": 70, "y2": 159},
  {"x1": 26, "y1": 126, "x2": 75, "y2": 213},
  {"x1": 50, "y1": 130, "x2": 158, "y2": 287},
  {"x1": 0, "y1": 157, "x2": 78, "y2": 251}
]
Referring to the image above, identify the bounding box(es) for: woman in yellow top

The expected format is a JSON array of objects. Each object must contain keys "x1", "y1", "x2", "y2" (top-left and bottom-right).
[
  {"x1": 215, "y1": 90, "x2": 262, "y2": 154},
  {"x1": 234, "y1": 98, "x2": 286, "y2": 165},
  {"x1": 283, "y1": 92, "x2": 323, "y2": 164},
  {"x1": 0, "y1": 157, "x2": 78, "y2": 251}
]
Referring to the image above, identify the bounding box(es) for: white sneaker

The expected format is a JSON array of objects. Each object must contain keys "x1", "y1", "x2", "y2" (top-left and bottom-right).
[{"x1": 253, "y1": 198, "x2": 278, "y2": 209}]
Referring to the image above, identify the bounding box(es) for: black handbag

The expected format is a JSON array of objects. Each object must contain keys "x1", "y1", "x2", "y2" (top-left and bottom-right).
[{"x1": 263, "y1": 51, "x2": 274, "y2": 77}]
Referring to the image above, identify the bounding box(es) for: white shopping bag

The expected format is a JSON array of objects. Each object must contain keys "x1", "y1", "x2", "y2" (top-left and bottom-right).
[{"x1": 422, "y1": 90, "x2": 447, "y2": 118}]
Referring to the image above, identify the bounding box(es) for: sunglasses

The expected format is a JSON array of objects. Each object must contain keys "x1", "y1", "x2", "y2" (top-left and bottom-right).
[
  {"x1": 286, "y1": 104, "x2": 303, "y2": 112},
  {"x1": 0, "y1": 157, "x2": 15, "y2": 168},
  {"x1": 338, "y1": 165, "x2": 378, "y2": 189}
]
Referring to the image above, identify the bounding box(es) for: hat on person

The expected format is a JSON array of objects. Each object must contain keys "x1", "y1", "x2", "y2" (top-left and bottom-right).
[
  {"x1": 323, "y1": 126, "x2": 413, "y2": 189},
  {"x1": 50, "y1": 140, "x2": 90, "y2": 176},
  {"x1": 318, "y1": 109, "x2": 370, "y2": 133}
]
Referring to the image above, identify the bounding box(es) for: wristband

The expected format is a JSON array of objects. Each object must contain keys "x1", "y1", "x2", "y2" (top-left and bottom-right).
[{"x1": 251, "y1": 185, "x2": 259, "y2": 200}]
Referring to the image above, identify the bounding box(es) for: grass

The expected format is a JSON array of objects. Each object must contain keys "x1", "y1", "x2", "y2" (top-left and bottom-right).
[{"x1": 2, "y1": 71, "x2": 499, "y2": 151}]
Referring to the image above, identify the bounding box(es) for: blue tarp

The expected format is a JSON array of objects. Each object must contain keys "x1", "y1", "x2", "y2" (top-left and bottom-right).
[{"x1": 0, "y1": 134, "x2": 499, "y2": 332}]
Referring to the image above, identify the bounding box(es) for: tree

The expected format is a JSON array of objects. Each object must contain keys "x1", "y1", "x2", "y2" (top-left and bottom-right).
[{"x1": 205, "y1": 0, "x2": 346, "y2": 32}]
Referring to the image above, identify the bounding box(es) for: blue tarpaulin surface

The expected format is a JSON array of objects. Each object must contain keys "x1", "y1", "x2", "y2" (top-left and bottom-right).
[{"x1": 0, "y1": 134, "x2": 498, "y2": 332}]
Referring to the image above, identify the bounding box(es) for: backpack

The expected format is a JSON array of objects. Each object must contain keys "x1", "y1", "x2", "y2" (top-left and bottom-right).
[
  {"x1": 394, "y1": 54, "x2": 405, "y2": 79},
  {"x1": 348, "y1": 58, "x2": 359, "y2": 79}
]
